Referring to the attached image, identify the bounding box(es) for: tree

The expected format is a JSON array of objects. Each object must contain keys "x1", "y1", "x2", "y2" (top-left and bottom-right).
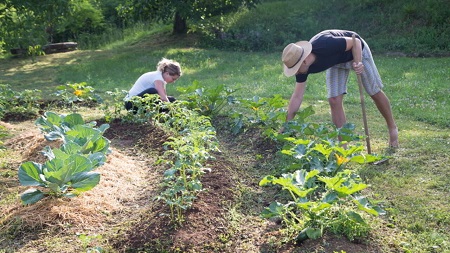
[
  {"x1": 1, "y1": 0, "x2": 105, "y2": 51},
  {"x1": 117, "y1": 0, "x2": 260, "y2": 34}
]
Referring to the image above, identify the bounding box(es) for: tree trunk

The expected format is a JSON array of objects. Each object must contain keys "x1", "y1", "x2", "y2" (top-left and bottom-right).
[{"x1": 173, "y1": 12, "x2": 187, "y2": 34}]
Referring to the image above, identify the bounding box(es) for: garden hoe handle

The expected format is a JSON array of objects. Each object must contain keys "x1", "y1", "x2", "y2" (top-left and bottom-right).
[{"x1": 352, "y1": 34, "x2": 372, "y2": 154}]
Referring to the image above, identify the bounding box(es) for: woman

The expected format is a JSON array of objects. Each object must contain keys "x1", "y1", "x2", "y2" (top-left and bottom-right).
[{"x1": 124, "y1": 58, "x2": 182, "y2": 111}]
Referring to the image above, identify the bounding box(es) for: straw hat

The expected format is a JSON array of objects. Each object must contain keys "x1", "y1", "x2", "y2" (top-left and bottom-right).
[{"x1": 282, "y1": 41, "x2": 312, "y2": 76}]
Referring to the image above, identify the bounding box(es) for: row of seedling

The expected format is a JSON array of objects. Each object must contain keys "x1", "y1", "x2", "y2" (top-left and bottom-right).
[{"x1": 125, "y1": 95, "x2": 219, "y2": 226}]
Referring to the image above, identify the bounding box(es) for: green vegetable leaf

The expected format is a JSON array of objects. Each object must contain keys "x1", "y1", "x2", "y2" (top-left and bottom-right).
[
  {"x1": 63, "y1": 113, "x2": 84, "y2": 127},
  {"x1": 71, "y1": 172, "x2": 101, "y2": 193},
  {"x1": 18, "y1": 162, "x2": 44, "y2": 186},
  {"x1": 347, "y1": 211, "x2": 366, "y2": 224},
  {"x1": 21, "y1": 188, "x2": 45, "y2": 205},
  {"x1": 305, "y1": 227, "x2": 322, "y2": 239},
  {"x1": 261, "y1": 201, "x2": 285, "y2": 218}
]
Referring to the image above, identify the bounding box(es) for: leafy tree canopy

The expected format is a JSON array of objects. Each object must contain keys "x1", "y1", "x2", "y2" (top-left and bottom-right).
[{"x1": 117, "y1": 0, "x2": 260, "y2": 33}]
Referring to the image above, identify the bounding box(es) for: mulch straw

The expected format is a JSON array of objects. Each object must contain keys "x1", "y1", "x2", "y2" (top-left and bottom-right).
[{"x1": 1, "y1": 125, "x2": 155, "y2": 231}]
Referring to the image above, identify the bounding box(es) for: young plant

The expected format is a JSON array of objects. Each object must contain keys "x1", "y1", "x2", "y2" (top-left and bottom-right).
[
  {"x1": 53, "y1": 82, "x2": 102, "y2": 108},
  {"x1": 260, "y1": 169, "x2": 384, "y2": 243},
  {"x1": 18, "y1": 153, "x2": 101, "y2": 204},
  {"x1": 35, "y1": 111, "x2": 110, "y2": 150},
  {"x1": 100, "y1": 88, "x2": 129, "y2": 122},
  {"x1": 232, "y1": 94, "x2": 287, "y2": 135},
  {"x1": 260, "y1": 122, "x2": 385, "y2": 242},
  {"x1": 0, "y1": 84, "x2": 42, "y2": 119},
  {"x1": 177, "y1": 80, "x2": 238, "y2": 117},
  {"x1": 150, "y1": 99, "x2": 218, "y2": 226},
  {"x1": 19, "y1": 112, "x2": 111, "y2": 204}
]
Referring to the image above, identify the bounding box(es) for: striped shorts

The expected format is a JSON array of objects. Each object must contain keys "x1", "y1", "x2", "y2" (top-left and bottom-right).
[{"x1": 326, "y1": 40, "x2": 383, "y2": 98}]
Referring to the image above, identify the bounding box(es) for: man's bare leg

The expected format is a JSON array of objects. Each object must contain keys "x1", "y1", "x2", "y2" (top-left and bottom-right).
[
  {"x1": 370, "y1": 91, "x2": 398, "y2": 147},
  {"x1": 328, "y1": 95, "x2": 349, "y2": 148},
  {"x1": 328, "y1": 95, "x2": 347, "y2": 128},
  {"x1": 329, "y1": 94, "x2": 346, "y2": 128}
]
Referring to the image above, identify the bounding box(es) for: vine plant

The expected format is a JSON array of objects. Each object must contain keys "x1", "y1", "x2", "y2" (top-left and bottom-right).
[{"x1": 260, "y1": 116, "x2": 386, "y2": 243}]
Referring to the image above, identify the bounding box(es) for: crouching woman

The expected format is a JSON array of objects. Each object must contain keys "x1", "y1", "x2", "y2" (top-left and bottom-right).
[{"x1": 124, "y1": 58, "x2": 182, "y2": 112}]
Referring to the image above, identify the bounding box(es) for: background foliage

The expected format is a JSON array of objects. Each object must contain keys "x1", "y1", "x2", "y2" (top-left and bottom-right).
[{"x1": 1, "y1": 0, "x2": 449, "y2": 55}]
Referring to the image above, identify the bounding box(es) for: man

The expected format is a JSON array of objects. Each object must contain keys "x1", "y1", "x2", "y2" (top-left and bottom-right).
[{"x1": 281, "y1": 29, "x2": 398, "y2": 147}]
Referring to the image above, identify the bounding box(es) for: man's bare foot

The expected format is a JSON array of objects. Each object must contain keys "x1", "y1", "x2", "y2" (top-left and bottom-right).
[{"x1": 389, "y1": 127, "x2": 399, "y2": 147}]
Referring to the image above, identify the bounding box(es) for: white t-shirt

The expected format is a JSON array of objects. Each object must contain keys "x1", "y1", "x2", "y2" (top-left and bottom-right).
[{"x1": 125, "y1": 71, "x2": 166, "y2": 100}]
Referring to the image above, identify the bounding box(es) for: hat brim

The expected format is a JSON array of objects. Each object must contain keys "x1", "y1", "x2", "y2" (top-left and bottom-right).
[{"x1": 283, "y1": 41, "x2": 312, "y2": 77}]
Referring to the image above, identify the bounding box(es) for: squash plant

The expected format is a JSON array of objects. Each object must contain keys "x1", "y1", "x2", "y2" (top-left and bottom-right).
[
  {"x1": 260, "y1": 169, "x2": 384, "y2": 242},
  {"x1": 18, "y1": 112, "x2": 111, "y2": 205},
  {"x1": 260, "y1": 124, "x2": 386, "y2": 242}
]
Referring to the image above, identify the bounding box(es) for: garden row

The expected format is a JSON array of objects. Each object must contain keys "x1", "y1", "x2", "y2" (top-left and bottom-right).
[{"x1": 2, "y1": 81, "x2": 387, "y2": 244}]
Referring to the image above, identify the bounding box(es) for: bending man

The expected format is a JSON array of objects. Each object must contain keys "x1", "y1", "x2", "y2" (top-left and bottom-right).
[{"x1": 282, "y1": 29, "x2": 398, "y2": 147}]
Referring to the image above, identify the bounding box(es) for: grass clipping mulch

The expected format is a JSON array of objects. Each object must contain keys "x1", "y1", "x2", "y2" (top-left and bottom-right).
[{"x1": 1, "y1": 126, "x2": 154, "y2": 232}]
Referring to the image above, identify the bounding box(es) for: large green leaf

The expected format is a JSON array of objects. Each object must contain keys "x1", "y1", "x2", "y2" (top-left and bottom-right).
[
  {"x1": 82, "y1": 136, "x2": 110, "y2": 154},
  {"x1": 293, "y1": 169, "x2": 319, "y2": 188},
  {"x1": 71, "y1": 172, "x2": 100, "y2": 193},
  {"x1": 353, "y1": 196, "x2": 383, "y2": 216},
  {"x1": 88, "y1": 152, "x2": 107, "y2": 168},
  {"x1": 35, "y1": 111, "x2": 61, "y2": 132},
  {"x1": 318, "y1": 174, "x2": 367, "y2": 197},
  {"x1": 44, "y1": 157, "x2": 64, "y2": 172},
  {"x1": 45, "y1": 155, "x2": 92, "y2": 184},
  {"x1": 21, "y1": 188, "x2": 45, "y2": 205},
  {"x1": 18, "y1": 162, "x2": 44, "y2": 186},
  {"x1": 67, "y1": 125, "x2": 97, "y2": 139},
  {"x1": 347, "y1": 211, "x2": 366, "y2": 224},
  {"x1": 60, "y1": 142, "x2": 83, "y2": 155},
  {"x1": 305, "y1": 227, "x2": 322, "y2": 239},
  {"x1": 43, "y1": 131, "x2": 65, "y2": 141},
  {"x1": 65, "y1": 154, "x2": 93, "y2": 176},
  {"x1": 261, "y1": 201, "x2": 285, "y2": 218},
  {"x1": 97, "y1": 123, "x2": 110, "y2": 134},
  {"x1": 63, "y1": 113, "x2": 84, "y2": 127}
]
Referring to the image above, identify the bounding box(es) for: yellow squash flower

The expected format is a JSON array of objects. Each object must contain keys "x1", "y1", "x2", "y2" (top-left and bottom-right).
[
  {"x1": 335, "y1": 154, "x2": 349, "y2": 166},
  {"x1": 74, "y1": 89, "x2": 84, "y2": 96}
]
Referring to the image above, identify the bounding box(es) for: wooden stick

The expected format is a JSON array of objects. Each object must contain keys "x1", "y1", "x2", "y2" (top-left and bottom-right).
[{"x1": 352, "y1": 34, "x2": 372, "y2": 154}]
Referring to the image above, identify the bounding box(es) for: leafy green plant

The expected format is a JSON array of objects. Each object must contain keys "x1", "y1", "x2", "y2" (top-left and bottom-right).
[
  {"x1": 119, "y1": 92, "x2": 219, "y2": 226},
  {"x1": 18, "y1": 153, "x2": 101, "y2": 204},
  {"x1": 53, "y1": 82, "x2": 102, "y2": 108},
  {"x1": 18, "y1": 112, "x2": 111, "y2": 204},
  {"x1": 0, "y1": 84, "x2": 42, "y2": 119},
  {"x1": 100, "y1": 88, "x2": 129, "y2": 122},
  {"x1": 260, "y1": 122, "x2": 385, "y2": 242},
  {"x1": 121, "y1": 94, "x2": 162, "y2": 124},
  {"x1": 260, "y1": 169, "x2": 383, "y2": 243},
  {"x1": 178, "y1": 80, "x2": 238, "y2": 117},
  {"x1": 148, "y1": 97, "x2": 219, "y2": 226},
  {"x1": 231, "y1": 94, "x2": 287, "y2": 134},
  {"x1": 27, "y1": 45, "x2": 45, "y2": 63},
  {"x1": 35, "y1": 111, "x2": 110, "y2": 152}
]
